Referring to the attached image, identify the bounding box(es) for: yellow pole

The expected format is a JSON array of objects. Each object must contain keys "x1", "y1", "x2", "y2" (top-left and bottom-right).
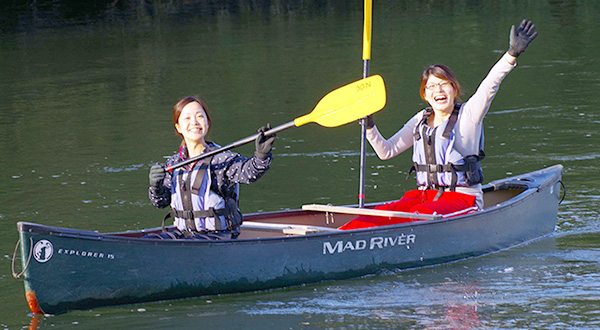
[{"x1": 362, "y1": 0, "x2": 372, "y2": 62}]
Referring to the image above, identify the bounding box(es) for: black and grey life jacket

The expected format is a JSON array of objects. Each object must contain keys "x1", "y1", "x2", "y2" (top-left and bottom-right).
[
  {"x1": 165, "y1": 154, "x2": 243, "y2": 234},
  {"x1": 409, "y1": 103, "x2": 485, "y2": 191}
]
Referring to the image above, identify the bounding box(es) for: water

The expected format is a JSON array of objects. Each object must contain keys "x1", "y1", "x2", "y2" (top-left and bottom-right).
[{"x1": 1, "y1": 0, "x2": 600, "y2": 328}]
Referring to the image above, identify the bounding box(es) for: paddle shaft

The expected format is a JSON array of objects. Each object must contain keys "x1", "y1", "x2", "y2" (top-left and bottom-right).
[
  {"x1": 358, "y1": 0, "x2": 373, "y2": 208},
  {"x1": 166, "y1": 121, "x2": 295, "y2": 172}
]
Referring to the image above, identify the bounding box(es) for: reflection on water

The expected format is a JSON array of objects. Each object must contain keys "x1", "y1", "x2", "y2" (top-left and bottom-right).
[
  {"x1": 240, "y1": 281, "x2": 485, "y2": 329},
  {"x1": 27, "y1": 315, "x2": 42, "y2": 330},
  {"x1": 1, "y1": 0, "x2": 360, "y2": 33}
]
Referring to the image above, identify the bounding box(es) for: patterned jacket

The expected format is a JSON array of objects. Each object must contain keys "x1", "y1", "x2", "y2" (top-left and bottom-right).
[{"x1": 149, "y1": 141, "x2": 272, "y2": 209}]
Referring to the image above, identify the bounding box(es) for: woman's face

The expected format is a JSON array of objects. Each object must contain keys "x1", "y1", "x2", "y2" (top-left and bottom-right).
[
  {"x1": 423, "y1": 75, "x2": 456, "y2": 112},
  {"x1": 175, "y1": 101, "x2": 210, "y2": 144}
]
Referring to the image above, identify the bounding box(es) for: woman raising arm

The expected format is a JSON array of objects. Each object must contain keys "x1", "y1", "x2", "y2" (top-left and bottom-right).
[{"x1": 340, "y1": 20, "x2": 537, "y2": 230}]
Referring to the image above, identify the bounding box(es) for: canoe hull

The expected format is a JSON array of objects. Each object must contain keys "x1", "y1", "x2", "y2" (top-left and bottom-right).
[{"x1": 16, "y1": 165, "x2": 563, "y2": 314}]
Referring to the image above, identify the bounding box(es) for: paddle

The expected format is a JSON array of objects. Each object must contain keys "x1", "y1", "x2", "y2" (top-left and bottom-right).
[{"x1": 166, "y1": 74, "x2": 386, "y2": 171}]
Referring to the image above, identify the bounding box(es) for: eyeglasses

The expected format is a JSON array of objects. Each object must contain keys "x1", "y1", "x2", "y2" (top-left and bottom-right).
[{"x1": 425, "y1": 81, "x2": 451, "y2": 90}]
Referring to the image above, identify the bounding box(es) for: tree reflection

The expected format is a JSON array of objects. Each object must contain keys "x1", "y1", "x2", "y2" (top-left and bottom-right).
[{"x1": 0, "y1": 0, "x2": 359, "y2": 33}]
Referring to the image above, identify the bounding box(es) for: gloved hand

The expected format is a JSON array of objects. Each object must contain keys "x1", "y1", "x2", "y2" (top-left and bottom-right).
[
  {"x1": 255, "y1": 123, "x2": 276, "y2": 160},
  {"x1": 149, "y1": 164, "x2": 166, "y2": 188},
  {"x1": 365, "y1": 115, "x2": 375, "y2": 129},
  {"x1": 508, "y1": 19, "x2": 538, "y2": 57}
]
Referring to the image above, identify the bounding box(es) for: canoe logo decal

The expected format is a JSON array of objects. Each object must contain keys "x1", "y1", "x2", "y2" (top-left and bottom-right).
[
  {"x1": 323, "y1": 234, "x2": 416, "y2": 255},
  {"x1": 33, "y1": 240, "x2": 54, "y2": 263}
]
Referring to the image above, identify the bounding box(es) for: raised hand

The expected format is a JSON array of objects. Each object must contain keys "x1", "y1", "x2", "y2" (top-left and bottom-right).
[{"x1": 508, "y1": 19, "x2": 538, "y2": 57}]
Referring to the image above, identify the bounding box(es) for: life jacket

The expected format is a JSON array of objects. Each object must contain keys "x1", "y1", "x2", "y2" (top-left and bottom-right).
[
  {"x1": 410, "y1": 103, "x2": 485, "y2": 191},
  {"x1": 165, "y1": 150, "x2": 243, "y2": 235}
]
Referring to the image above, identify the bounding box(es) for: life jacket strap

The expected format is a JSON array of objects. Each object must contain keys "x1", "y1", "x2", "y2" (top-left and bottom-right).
[
  {"x1": 442, "y1": 105, "x2": 460, "y2": 139},
  {"x1": 413, "y1": 108, "x2": 433, "y2": 141},
  {"x1": 412, "y1": 163, "x2": 454, "y2": 173},
  {"x1": 162, "y1": 207, "x2": 227, "y2": 233},
  {"x1": 411, "y1": 162, "x2": 457, "y2": 191},
  {"x1": 433, "y1": 187, "x2": 444, "y2": 201},
  {"x1": 413, "y1": 104, "x2": 460, "y2": 141}
]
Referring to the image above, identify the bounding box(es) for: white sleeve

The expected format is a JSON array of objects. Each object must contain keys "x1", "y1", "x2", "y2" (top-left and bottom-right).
[
  {"x1": 365, "y1": 113, "x2": 421, "y2": 160},
  {"x1": 462, "y1": 53, "x2": 517, "y2": 124}
]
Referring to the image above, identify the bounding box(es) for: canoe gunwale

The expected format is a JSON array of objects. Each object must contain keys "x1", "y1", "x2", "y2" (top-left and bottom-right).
[{"x1": 14, "y1": 188, "x2": 541, "y2": 246}]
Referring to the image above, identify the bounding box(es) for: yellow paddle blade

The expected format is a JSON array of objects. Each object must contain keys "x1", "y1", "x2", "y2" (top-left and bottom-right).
[{"x1": 293, "y1": 75, "x2": 386, "y2": 128}]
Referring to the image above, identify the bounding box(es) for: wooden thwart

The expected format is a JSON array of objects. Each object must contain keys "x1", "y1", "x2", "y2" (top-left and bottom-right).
[
  {"x1": 241, "y1": 221, "x2": 339, "y2": 235},
  {"x1": 301, "y1": 204, "x2": 443, "y2": 221}
]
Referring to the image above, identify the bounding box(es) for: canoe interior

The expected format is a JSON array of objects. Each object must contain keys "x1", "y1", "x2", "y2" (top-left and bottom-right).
[{"x1": 114, "y1": 183, "x2": 527, "y2": 240}]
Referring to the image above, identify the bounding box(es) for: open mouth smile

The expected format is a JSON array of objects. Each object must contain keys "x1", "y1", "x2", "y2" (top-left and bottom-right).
[{"x1": 434, "y1": 95, "x2": 447, "y2": 103}]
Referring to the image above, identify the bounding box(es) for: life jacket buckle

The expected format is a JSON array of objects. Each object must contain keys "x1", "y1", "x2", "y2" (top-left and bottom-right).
[
  {"x1": 428, "y1": 164, "x2": 442, "y2": 173},
  {"x1": 180, "y1": 210, "x2": 194, "y2": 220}
]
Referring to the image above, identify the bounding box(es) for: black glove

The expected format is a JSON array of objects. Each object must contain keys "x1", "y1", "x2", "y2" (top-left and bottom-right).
[
  {"x1": 365, "y1": 115, "x2": 375, "y2": 129},
  {"x1": 255, "y1": 123, "x2": 276, "y2": 160},
  {"x1": 149, "y1": 164, "x2": 166, "y2": 188},
  {"x1": 508, "y1": 19, "x2": 538, "y2": 57}
]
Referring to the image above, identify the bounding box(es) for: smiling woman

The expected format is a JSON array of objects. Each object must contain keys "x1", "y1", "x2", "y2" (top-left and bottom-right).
[
  {"x1": 147, "y1": 96, "x2": 277, "y2": 240},
  {"x1": 341, "y1": 20, "x2": 538, "y2": 230},
  {"x1": 173, "y1": 97, "x2": 212, "y2": 154},
  {"x1": 420, "y1": 65, "x2": 460, "y2": 121}
]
